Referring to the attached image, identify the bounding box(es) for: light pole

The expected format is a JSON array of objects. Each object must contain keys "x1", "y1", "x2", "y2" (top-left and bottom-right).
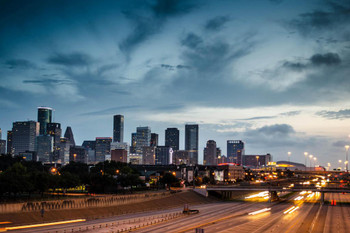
[
  {"x1": 304, "y1": 152, "x2": 308, "y2": 171},
  {"x1": 288, "y1": 151, "x2": 291, "y2": 164},
  {"x1": 327, "y1": 163, "x2": 331, "y2": 171},
  {"x1": 339, "y1": 160, "x2": 342, "y2": 171},
  {"x1": 256, "y1": 156, "x2": 259, "y2": 170},
  {"x1": 313, "y1": 157, "x2": 317, "y2": 170},
  {"x1": 309, "y1": 155, "x2": 313, "y2": 170},
  {"x1": 345, "y1": 145, "x2": 349, "y2": 172}
]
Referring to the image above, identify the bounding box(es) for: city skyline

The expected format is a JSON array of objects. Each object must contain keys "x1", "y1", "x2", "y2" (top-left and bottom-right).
[{"x1": 1, "y1": 0, "x2": 350, "y2": 167}]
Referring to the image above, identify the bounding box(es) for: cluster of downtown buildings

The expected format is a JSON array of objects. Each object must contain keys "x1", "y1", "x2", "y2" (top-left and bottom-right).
[{"x1": 0, "y1": 107, "x2": 272, "y2": 169}]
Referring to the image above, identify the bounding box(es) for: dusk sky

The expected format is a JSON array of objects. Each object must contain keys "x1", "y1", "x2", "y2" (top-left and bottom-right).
[{"x1": 1, "y1": 0, "x2": 350, "y2": 167}]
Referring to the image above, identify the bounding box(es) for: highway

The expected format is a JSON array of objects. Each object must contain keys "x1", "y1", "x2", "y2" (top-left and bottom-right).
[{"x1": 5, "y1": 191, "x2": 350, "y2": 233}]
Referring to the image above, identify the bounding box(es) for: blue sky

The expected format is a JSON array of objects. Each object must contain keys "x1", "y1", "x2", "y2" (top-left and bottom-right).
[{"x1": 1, "y1": 0, "x2": 350, "y2": 167}]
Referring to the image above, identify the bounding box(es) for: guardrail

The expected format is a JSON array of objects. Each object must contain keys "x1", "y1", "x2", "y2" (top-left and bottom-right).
[
  {"x1": 0, "y1": 192, "x2": 172, "y2": 213},
  {"x1": 45, "y1": 211, "x2": 184, "y2": 233}
]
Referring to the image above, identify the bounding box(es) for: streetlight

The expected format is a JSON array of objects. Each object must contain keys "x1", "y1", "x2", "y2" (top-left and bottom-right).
[
  {"x1": 304, "y1": 152, "x2": 308, "y2": 171},
  {"x1": 288, "y1": 152, "x2": 291, "y2": 164},
  {"x1": 339, "y1": 160, "x2": 342, "y2": 171},
  {"x1": 309, "y1": 155, "x2": 313, "y2": 170},
  {"x1": 313, "y1": 157, "x2": 317, "y2": 170},
  {"x1": 345, "y1": 145, "x2": 349, "y2": 172},
  {"x1": 256, "y1": 156, "x2": 259, "y2": 169},
  {"x1": 327, "y1": 163, "x2": 331, "y2": 171}
]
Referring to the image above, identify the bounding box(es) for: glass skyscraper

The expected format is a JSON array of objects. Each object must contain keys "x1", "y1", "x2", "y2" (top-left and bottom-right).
[
  {"x1": 165, "y1": 128, "x2": 179, "y2": 150},
  {"x1": 185, "y1": 124, "x2": 199, "y2": 165},
  {"x1": 113, "y1": 115, "x2": 124, "y2": 143},
  {"x1": 37, "y1": 107, "x2": 52, "y2": 135}
]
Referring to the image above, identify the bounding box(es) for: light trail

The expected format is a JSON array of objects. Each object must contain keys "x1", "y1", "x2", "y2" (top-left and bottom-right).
[
  {"x1": 248, "y1": 208, "x2": 271, "y2": 215},
  {"x1": 5, "y1": 219, "x2": 86, "y2": 231}
]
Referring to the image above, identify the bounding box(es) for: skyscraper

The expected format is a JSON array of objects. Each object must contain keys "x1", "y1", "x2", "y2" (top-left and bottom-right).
[
  {"x1": 47, "y1": 123, "x2": 61, "y2": 161},
  {"x1": 36, "y1": 135, "x2": 53, "y2": 162},
  {"x1": 113, "y1": 115, "x2": 124, "y2": 143},
  {"x1": 150, "y1": 133, "x2": 158, "y2": 147},
  {"x1": 0, "y1": 140, "x2": 5, "y2": 155},
  {"x1": 185, "y1": 124, "x2": 199, "y2": 165},
  {"x1": 37, "y1": 107, "x2": 52, "y2": 135},
  {"x1": 130, "y1": 132, "x2": 137, "y2": 153},
  {"x1": 203, "y1": 140, "x2": 218, "y2": 165},
  {"x1": 0, "y1": 128, "x2": 5, "y2": 154},
  {"x1": 155, "y1": 146, "x2": 172, "y2": 165},
  {"x1": 12, "y1": 121, "x2": 39, "y2": 155},
  {"x1": 165, "y1": 128, "x2": 179, "y2": 150},
  {"x1": 135, "y1": 126, "x2": 151, "y2": 154},
  {"x1": 7, "y1": 130, "x2": 13, "y2": 155},
  {"x1": 95, "y1": 137, "x2": 112, "y2": 162},
  {"x1": 64, "y1": 126, "x2": 75, "y2": 147},
  {"x1": 227, "y1": 140, "x2": 245, "y2": 164}
]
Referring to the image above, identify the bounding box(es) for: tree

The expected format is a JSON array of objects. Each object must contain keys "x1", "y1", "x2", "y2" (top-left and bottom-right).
[{"x1": 159, "y1": 173, "x2": 178, "y2": 187}]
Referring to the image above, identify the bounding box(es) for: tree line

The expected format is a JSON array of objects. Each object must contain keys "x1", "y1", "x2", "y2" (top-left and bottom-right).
[{"x1": 0, "y1": 154, "x2": 166, "y2": 200}]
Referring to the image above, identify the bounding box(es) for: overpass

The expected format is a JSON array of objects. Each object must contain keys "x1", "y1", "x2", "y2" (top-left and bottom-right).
[{"x1": 203, "y1": 185, "x2": 350, "y2": 203}]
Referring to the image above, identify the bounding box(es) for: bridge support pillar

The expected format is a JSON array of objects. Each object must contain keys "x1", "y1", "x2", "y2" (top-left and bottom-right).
[
  {"x1": 269, "y1": 191, "x2": 278, "y2": 202},
  {"x1": 321, "y1": 192, "x2": 324, "y2": 204}
]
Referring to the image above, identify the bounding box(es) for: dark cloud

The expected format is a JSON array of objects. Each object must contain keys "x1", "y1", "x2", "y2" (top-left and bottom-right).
[
  {"x1": 204, "y1": 16, "x2": 230, "y2": 31},
  {"x1": 80, "y1": 105, "x2": 141, "y2": 116},
  {"x1": 288, "y1": 1, "x2": 350, "y2": 36},
  {"x1": 181, "y1": 33, "x2": 203, "y2": 48},
  {"x1": 240, "y1": 116, "x2": 276, "y2": 121},
  {"x1": 317, "y1": 109, "x2": 350, "y2": 119},
  {"x1": 47, "y1": 52, "x2": 93, "y2": 67},
  {"x1": 282, "y1": 61, "x2": 307, "y2": 71},
  {"x1": 119, "y1": 0, "x2": 195, "y2": 56},
  {"x1": 160, "y1": 64, "x2": 191, "y2": 70},
  {"x1": 310, "y1": 53, "x2": 341, "y2": 66},
  {"x1": 23, "y1": 79, "x2": 72, "y2": 85},
  {"x1": 5, "y1": 59, "x2": 36, "y2": 69},
  {"x1": 151, "y1": 0, "x2": 194, "y2": 17},
  {"x1": 161, "y1": 64, "x2": 175, "y2": 70},
  {"x1": 256, "y1": 124, "x2": 295, "y2": 136},
  {"x1": 332, "y1": 140, "x2": 349, "y2": 147},
  {"x1": 280, "y1": 111, "x2": 301, "y2": 116}
]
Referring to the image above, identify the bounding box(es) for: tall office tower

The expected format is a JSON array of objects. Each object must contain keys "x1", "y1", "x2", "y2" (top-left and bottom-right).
[
  {"x1": 82, "y1": 140, "x2": 96, "y2": 163},
  {"x1": 150, "y1": 133, "x2": 158, "y2": 147},
  {"x1": 69, "y1": 146, "x2": 88, "y2": 163},
  {"x1": 95, "y1": 137, "x2": 112, "y2": 162},
  {"x1": 0, "y1": 140, "x2": 5, "y2": 154},
  {"x1": 0, "y1": 128, "x2": 5, "y2": 154},
  {"x1": 12, "y1": 121, "x2": 39, "y2": 155},
  {"x1": 165, "y1": 128, "x2": 179, "y2": 150},
  {"x1": 7, "y1": 130, "x2": 13, "y2": 155},
  {"x1": 185, "y1": 124, "x2": 199, "y2": 165},
  {"x1": 135, "y1": 126, "x2": 151, "y2": 154},
  {"x1": 64, "y1": 126, "x2": 75, "y2": 147},
  {"x1": 36, "y1": 135, "x2": 53, "y2": 162},
  {"x1": 58, "y1": 137, "x2": 70, "y2": 164},
  {"x1": 130, "y1": 132, "x2": 137, "y2": 153},
  {"x1": 113, "y1": 115, "x2": 124, "y2": 142},
  {"x1": 142, "y1": 146, "x2": 156, "y2": 165},
  {"x1": 47, "y1": 123, "x2": 61, "y2": 161},
  {"x1": 155, "y1": 146, "x2": 172, "y2": 165},
  {"x1": 227, "y1": 140, "x2": 245, "y2": 163},
  {"x1": 203, "y1": 140, "x2": 218, "y2": 165},
  {"x1": 37, "y1": 107, "x2": 52, "y2": 135}
]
